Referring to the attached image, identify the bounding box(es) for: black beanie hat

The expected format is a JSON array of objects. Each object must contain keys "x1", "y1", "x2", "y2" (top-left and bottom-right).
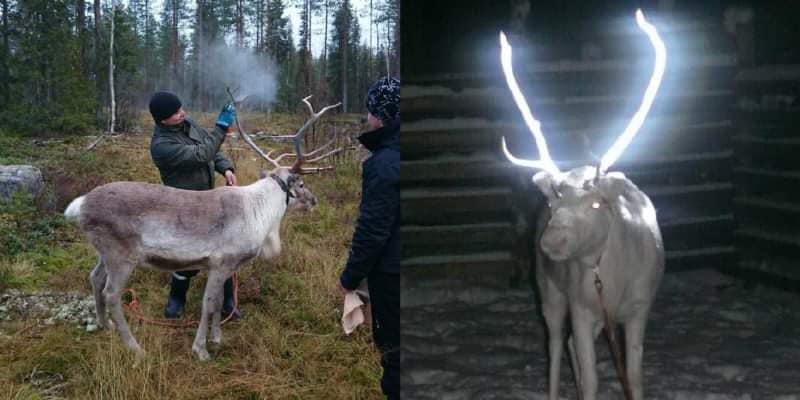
[
  {"x1": 149, "y1": 91, "x2": 182, "y2": 122},
  {"x1": 366, "y1": 76, "x2": 400, "y2": 125}
]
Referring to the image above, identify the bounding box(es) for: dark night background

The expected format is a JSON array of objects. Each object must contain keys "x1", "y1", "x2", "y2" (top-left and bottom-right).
[{"x1": 401, "y1": 0, "x2": 800, "y2": 398}]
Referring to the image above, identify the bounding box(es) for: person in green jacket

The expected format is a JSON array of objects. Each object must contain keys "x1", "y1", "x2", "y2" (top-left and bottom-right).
[{"x1": 148, "y1": 91, "x2": 242, "y2": 319}]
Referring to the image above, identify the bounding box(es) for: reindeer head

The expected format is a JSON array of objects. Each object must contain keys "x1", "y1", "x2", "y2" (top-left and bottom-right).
[
  {"x1": 500, "y1": 9, "x2": 666, "y2": 261},
  {"x1": 232, "y1": 92, "x2": 343, "y2": 212},
  {"x1": 258, "y1": 167, "x2": 318, "y2": 211}
]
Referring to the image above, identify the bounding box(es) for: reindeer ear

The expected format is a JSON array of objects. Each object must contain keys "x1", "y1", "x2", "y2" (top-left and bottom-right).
[
  {"x1": 259, "y1": 170, "x2": 268, "y2": 179},
  {"x1": 596, "y1": 172, "x2": 634, "y2": 202},
  {"x1": 532, "y1": 171, "x2": 560, "y2": 199}
]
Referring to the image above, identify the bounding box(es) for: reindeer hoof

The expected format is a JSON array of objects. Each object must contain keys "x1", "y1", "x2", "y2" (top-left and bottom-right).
[{"x1": 192, "y1": 346, "x2": 211, "y2": 361}]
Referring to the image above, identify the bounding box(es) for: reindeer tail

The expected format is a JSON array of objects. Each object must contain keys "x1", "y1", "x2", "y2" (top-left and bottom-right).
[{"x1": 64, "y1": 196, "x2": 85, "y2": 220}]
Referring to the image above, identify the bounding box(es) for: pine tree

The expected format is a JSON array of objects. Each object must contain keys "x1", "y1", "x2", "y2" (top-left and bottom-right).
[
  {"x1": 105, "y1": 2, "x2": 143, "y2": 130},
  {"x1": 378, "y1": 0, "x2": 398, "y2": 76},
  {"x1": 158, "y1": 0, "x2": 188, "y2": 91},
  {"x1": 275, "y1": 16, "x2": 296, "y2": 112},
  {"x1": 1, "y1": 0, "x2": 12, "y2": 107},
  {"x1": 7, "y1": 0, "x2": 95, "y2": 134},
  {"x1": 328, "y1": 0, "x2": 357, "y2": 111}
]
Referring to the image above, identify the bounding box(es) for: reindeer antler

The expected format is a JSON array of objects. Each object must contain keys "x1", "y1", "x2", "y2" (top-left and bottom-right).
[
  {"x1": 226, "y1": 89, "x2": 343, "y2": 174},
  {"x1": 499, "y1": 31, "x2": 561, "y2": 175},
  {"x1": 500, "y1": 9, "x2": 666, "y2": 176},
  {"x1": 598, "y1": 9, "x2": 666, "y2": 174}
]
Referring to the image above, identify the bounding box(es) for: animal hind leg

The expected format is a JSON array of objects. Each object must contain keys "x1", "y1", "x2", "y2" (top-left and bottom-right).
[
  {"x1": 103, "y1": 258, "x2": 142, "y2": 356},
  {"x1": 624, "y1": 314, "x2": 648, "y2": 400},
  {"x1": 192, "y1": 269, "x2": 225, "y2": 360},
  {"x1": 89, "y1": 256, "x2": 110, "y2": 329}
]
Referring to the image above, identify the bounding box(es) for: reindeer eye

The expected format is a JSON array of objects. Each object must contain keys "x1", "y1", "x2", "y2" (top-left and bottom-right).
[{"x1": 591, "y1": 202, "x2": 601, "y2": 209}]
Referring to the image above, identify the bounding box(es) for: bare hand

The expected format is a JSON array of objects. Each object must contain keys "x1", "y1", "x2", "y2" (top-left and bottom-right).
[{"x1": 225, "y1": 170, "x2": 238, "y2": 186}]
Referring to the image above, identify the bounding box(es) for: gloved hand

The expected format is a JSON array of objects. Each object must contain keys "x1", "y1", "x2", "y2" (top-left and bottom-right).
[{"x1": 216, "y1": 103, "x2": 237, "y2": 129}]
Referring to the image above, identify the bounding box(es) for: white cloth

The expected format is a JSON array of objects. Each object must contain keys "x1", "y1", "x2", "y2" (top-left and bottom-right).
[{"x1": 342, "y1": 280, "x2": 370, "y2": 335}]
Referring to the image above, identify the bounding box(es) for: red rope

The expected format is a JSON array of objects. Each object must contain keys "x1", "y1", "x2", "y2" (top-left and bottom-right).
[{"x1": 122, "y1": 272, "x2": 240, "y2": 328}]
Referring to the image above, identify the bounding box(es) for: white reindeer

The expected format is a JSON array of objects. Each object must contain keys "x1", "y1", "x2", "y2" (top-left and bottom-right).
[
  {"x1": 500, "y1": 10, "x2": 666, "y2": 400},
  {"x1": 64, "y1": 98, "x2": 341, "y2": 361}
]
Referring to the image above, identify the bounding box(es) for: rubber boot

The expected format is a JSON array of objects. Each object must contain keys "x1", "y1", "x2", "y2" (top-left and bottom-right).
[
  {"x1": 222, "y1": 277, "x2": 243, "y2": 320},
  {"x1": 164, "y1": 274, "x2": 191, "y2": 319}
]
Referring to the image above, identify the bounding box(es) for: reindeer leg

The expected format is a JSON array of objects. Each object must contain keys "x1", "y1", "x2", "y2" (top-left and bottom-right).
[
  {"x1": 567, "y1": 334, "x2": 582, "y2": 400},
  {"x1": 89, "y1": 255, "x2": 110, "y2": 330},
  {"x1": 210, "y1": 268, "x2": 233, "y2": 345},
  {"x1": 211, "y1": 271, "x2": 229, "y2": 345},
  {"x1": 624, "y1": 311, "x2": 649, "y2": 400},
  {"x1": 540, "y1": 286, "x2": 568, "y2": 400},
  {"x1": 193, "y1": 270, "x2": 225, "y2": 360},
  {"x1": 103, "y1": 258, "x2": 142, "y2": 357},
  {"x1": 571, "y1": 307, "x2": 600, "y2": 400}
]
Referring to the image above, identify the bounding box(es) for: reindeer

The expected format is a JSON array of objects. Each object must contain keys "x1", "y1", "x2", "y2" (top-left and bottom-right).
[
  {"x1": 500, "y1": 10, "x2": 666, "y2": 400},
  {"x1": 64, "y1": 98, "x2": 342, "y2": 361}
]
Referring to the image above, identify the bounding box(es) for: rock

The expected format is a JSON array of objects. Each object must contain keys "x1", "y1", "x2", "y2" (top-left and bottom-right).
[
  {"x1": 0, "y1": 165, "x2": 44, "y2": 201},
  {"x1": 85, "y1": 324, "x2": 98, "y2": 333}
]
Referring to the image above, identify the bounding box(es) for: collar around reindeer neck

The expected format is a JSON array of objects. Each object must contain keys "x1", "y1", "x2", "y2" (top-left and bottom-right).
[{"x1": 270, "y1": 173, "x2": 295, "y2": 206}]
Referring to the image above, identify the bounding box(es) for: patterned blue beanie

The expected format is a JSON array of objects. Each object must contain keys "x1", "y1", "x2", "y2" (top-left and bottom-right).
[{"x1": 366, "y1": 76, "x2": 400, "y2": 124}]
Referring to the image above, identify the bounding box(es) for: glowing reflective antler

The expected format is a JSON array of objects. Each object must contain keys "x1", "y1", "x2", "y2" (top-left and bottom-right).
[
  {"x1": 599, "y1": 9, "x2": 667, "y2": 174},
  {"x1": 499, "y1": 31, "x2": 561, "y2": 175}
]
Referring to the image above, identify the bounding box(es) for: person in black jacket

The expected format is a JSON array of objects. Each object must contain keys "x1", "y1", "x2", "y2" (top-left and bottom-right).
[
  {"x1": 339, "y1": 77, "x2": 400, "y2": 400},
  {"x1": 148, "y1": 91, "x2": 243, "y2": 320}
]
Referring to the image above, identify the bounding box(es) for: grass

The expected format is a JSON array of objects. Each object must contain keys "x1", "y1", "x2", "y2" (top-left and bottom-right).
[{"x1": 0, "y1": 112, "x2": 380, "y2": 399}]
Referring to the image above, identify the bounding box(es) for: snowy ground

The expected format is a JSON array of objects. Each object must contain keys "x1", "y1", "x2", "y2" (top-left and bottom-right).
[{"x1": 402, "y1": 269, "x2": 800, "y2": 399}]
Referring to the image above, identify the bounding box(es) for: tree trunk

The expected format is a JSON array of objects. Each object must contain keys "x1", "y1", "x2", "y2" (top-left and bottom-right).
[
  {"x1": 1, "y1": 0, "x2": 9, "y2": 104},
  {"x1": 94, "y1": 0, "x2": 101, "y2": 117},
  {"x1": 341, "y1": 0, "x2": 348, "y2": 111},
  {"x1": 386, "y1": 13, "x2": 390, "y2": 76},
  {"x1": 320, "y1": 0, "x2": 328, "y2": 96},
  {"x1": 236, "y1": 0, "x2": 244, "y2": 48},
  {"x1": 368, "y1": 0, "x2": 372, "y2": 79},
  {"x1": 304, "y1": 0, "x2": 311, "y2": 96},
  {"x1": 393, "y1": 0, "x2": 399, "y2": 76},
  {"x1": 76, "y1": 0, "x2": 86, "y2": 74},
  {"x1": 171, "y1": 0, "x2": 179, "y2": 89},
  {"x1": 144, "y1": 0, "x2": 150, "y2": 94},
  {"x1": 195, "y1": 0, "x2": 203, "y2": 110},
  {"x1": 109, "y1": 1, "x2": 116, "y2": 134},
  {"x1": 256, "y1": 0, "x2": 262, "y2": 51}
]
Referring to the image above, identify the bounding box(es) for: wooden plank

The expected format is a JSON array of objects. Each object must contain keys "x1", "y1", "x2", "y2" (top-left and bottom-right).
[
  {"x1": 733, "y1": 168, "x2": 800, "y2": 202},
  {"x1": 405, "y1": 53, "x2": 737, "y2": 90},
  {"x1": 401, "y1": 187, "x2": 513, "y2": 225},
  {"x1": 614, "y1": 151, "x2": 733, "y2": 187},
  {"x1": 664, "y1": 246, "x2": 735, "y2": 271},
  {"x1": 401, "y1": 223, "x2": 514, "y2": 259},
  {"x1": 403, "y1": 116, "x2": 734, "y2": 161},
  {"x1": 733, "y1": 136, "x2": 800, "y2": 170},
  {"x1": 400, "y1": 157, "x2": 512, "y2": 186},
  {"x1": 733, "y1": 259, "x2": 800, "y2": 288},
  {"x1": 401, "y1": 119, "x2": 513, "y2": 159},
  {"x1": 734, "y1": 197, "x2": 800, "y2": 237},
  {"x1": 735, "y1": 229, "x2": 800, "y2": 258},
  {"x1": 736, "y1": 109, "x2": 800, "y2": 127},
  {"x1": 643, "y1": 182, "x2": 734, "y2": 222},
  {"x1": 661, "y1": 214, "x2": 735, "y2": 253},
  {"x1": 403, "y1": 87, "x2": 733, "y2": 123},
  {"x1": 402, "y1": 252, "x2": 518, "y2": 290}
]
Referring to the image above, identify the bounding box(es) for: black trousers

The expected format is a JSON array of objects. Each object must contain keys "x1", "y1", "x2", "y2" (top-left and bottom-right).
[
  {"x1": 173, "y1": 270, "x2": 234, "y2": 296},
  {"x1": 367, "y1": 271, "x2": 400, "y2": 399}
]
